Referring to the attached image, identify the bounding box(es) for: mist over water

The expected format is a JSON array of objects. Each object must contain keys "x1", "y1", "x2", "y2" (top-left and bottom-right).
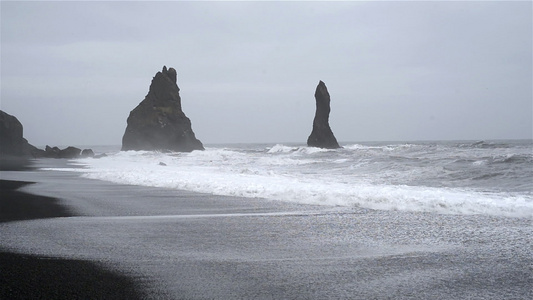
[{"x1": 49, "y1": 140, "x2": 533, "y2": 218}]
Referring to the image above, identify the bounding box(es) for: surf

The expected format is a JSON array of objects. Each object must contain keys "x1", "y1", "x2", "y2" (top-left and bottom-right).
[{"x1": 44, "y1": 141, "x2": 533, "y2": 218}]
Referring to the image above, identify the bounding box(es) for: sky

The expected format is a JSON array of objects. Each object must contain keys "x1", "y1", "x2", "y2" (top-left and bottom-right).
[{"x1": 1, "y1": 1, "x2": 531, "y2": 146}]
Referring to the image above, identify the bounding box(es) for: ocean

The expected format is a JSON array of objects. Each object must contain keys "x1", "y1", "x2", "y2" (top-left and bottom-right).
[{"x1": 48, "y1": 139, "x2": 532, "y2": 218}]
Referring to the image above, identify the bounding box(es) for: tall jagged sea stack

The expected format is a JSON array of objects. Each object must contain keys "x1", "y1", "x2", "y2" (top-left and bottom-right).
[
  {"x1": 307, "y1": 81, "x2": 341, "y2": 149},
  {"x1": 122, "y1": 66, "x2": 204, "y2": 152}
]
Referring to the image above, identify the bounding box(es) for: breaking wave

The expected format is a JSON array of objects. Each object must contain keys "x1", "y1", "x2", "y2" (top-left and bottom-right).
[{"x1": 45, "y1": 141, "x2": 533, "y2": 218}]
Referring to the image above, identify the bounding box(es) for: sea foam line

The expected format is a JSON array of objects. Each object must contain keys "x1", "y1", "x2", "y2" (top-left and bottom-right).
[{"x1": 42, "y1": 163, "x2": 533, "y2": 218}]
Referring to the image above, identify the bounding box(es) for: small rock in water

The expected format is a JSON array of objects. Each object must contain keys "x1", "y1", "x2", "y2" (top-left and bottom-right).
[
  {"x1": 81, "y1": 149, "x2": 95, "y2": 158},
  {"x1": 94, "y1": 153, "x2": 107, "y2": 159},
  {"x1": 159, "y1": 162, "x2": 167, "y2": 166}
]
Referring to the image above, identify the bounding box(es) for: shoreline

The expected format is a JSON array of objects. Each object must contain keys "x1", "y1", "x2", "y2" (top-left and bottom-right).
[
  {"x1": 0, "y1": 178, "x2": 144, "y2": 299},
  {"x1": 0, "y1": 179, "x2": 74, "y2": 223},
  {"x1": 1, "y1": 166, "x2": 532, "y2": 299}
]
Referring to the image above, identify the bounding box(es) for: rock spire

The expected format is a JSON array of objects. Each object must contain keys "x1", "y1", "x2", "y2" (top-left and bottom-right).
[
  {"x1": 122, "y1": 66, "x2": 204, "y2": 152},
  {"x1": 307, "y1": 81, "x2": 341, "y2": 149}
]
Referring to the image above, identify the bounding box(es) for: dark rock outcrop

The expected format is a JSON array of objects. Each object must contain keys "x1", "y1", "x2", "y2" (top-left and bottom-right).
[
  {"x1": 58, "y1": 146, "x2": 82, "y2": 159},
  {"x1": 121, "y1": 66, "x2": 204, "y2": 152},
  {"x1": 81, "y1": 149, "x2": 95, "y2": 158},
  {"x1": 27, "y1": 144, "x2": 45, "y2": 158},
  {"x1": 0, "y1": 110, "x2": 95, "y2": 163},
  {"x1": 0, "y1": 110, "x2": 40, "y2": 164},
  {"x1": 0, "y1": 110, "x2": 25, "y2": 156},
  {"x1": 307, "y1": 81, "x2": 341, "y2": 149},
  {"x1": 44, "y1": 146, "x2": 61, "y2": 158},
  {"x1": 1, "y1": 110, "x2": 39, "y2": 169},
  {"x1": 40, "y1": 146, "x2": 84, "y2": 159}
]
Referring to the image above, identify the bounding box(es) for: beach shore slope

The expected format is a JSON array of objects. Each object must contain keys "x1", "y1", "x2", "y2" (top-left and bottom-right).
[{"x1": 1, "y1": 165, "x2": 531, "y2": 299}]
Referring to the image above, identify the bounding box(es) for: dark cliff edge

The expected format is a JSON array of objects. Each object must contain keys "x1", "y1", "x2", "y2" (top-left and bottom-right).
[
  {"x1": 0, "y1": 110, "x2": 37, "y2": 170},
  {"x1": 122, "y1": 66, "x2": 204, "y2": 152},
  {"x1": 0, "y1": 110, "x2": 97, "y2": 170}
]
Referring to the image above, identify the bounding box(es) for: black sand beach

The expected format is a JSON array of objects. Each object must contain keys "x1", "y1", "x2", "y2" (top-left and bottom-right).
[
  {"x1": 0, "y1": 251, "x2": 143, "y2": 300},
  {"x1": 0, "y1": 179, "x2": 143, "y2": 300},
  {"x1": 1, "y1": 162, "x2": 532, "y2": 299},
  {"x1": 0, "y1": 180, "x2": 72, "y2": 223}
]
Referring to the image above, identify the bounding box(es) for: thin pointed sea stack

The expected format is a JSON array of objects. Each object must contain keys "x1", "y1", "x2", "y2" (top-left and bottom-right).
[
  {"x1": 307, "y1": 81, "x2": 341, "y2": 149},
  {"x1": 122, "y1": 66, "x2": 204, "y2": 152}
]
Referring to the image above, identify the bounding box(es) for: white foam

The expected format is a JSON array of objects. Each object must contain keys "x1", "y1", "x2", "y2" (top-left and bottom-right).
[
  {"x1": 472, "y1": 160, "x2": 487, "y2": 166},
  {"x1": 267, "y1": 144, "x2": 331, "y2": 155},
  {"x1": 267, "y1": 144, "x2": 298, "y2": 153},
  {"x1": 45, "y1": 148, "x2": 533, "y2": 218}
]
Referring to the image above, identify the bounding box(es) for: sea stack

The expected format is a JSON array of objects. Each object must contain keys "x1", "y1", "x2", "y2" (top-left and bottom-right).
[
  {"x1": 122, "y1": 66, "x2": 204, "y2": 152},
  {"x1": 307, "y1": 81, "x2": 341, "y2": 149}
]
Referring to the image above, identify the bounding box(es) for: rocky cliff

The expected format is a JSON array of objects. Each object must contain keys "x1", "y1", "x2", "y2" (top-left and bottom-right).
[
  {"x1": 0, "y1": 110, "x2": 95, "y2": 163},
  {"x1": 121, "y1": 66, "x2": 204, "y2": 152},
  {"x1": 0, "y1": 110, "x2": 25, "y2": 156},
  {"x1": 307, "y1": 81, "x2": 341, "y2": 149},
  {"x1": 0, "y1": 110, "x2": 45, "y2": 158}
]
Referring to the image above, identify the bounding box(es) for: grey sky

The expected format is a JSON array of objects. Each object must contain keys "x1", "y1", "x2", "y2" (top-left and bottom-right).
[{"x1": 1, "y1": 1, "x2": 531, "y2": 146}]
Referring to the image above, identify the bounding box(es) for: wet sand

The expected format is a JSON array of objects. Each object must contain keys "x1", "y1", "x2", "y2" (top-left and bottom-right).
[
  {"x1": 1, "y1": 162, "x2": 532, "y2": 299},
  {"x1": 0, "y1": 180, "x2": 72, "y2": 223},
  {"x1": 0, "y1": 179, "x2": 143, "y2": 299}
]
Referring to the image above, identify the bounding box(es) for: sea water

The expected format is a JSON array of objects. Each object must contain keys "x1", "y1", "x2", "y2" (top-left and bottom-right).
[{"x1": 47, "y1": 140, "x2": 533, "y2": 218}]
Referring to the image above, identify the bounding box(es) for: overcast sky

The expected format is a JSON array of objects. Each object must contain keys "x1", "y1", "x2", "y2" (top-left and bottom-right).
[{"x1": 1, "y1": 1, "x2": 531, "y2": 146}]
